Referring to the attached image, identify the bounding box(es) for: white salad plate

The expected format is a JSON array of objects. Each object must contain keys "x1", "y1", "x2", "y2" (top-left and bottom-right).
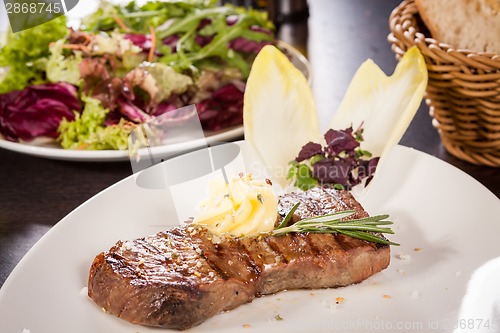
[
  {"x1": 0, "y1": 142, "x2": 499, "y2": 333},
  {"x1": 0, "y1": 0, "x2": 310, "y2": 163},
  {"x1": 0, "y1": 126, "x2": 244, "y2": 162}
]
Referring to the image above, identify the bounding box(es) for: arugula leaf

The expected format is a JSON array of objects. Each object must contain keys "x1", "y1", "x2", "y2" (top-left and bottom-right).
[{"x1": 82, "y1": 0, "x2": 218, "y2": 33}]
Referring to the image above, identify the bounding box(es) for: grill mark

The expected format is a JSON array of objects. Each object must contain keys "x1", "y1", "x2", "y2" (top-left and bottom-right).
[
  {"x1": 334, "y1": 233, "x2": 358, "y2": 251},
  {"x1": 240, "y1": 237, "x2": 282, "y2": 267},
  {"x1": 188, "y1": 234, "x2": 230, "y2": 280},
  {"x1": 303, "y1": 233, "x2": 321, "y2": 256},
  {"x1": 260, "y1": 238, "x2": 281, "y2": 261},
  {"x1": 190, "y1": 231, "x2": 260, "y2": 283},
  {"x1": 291, "y1": 233, "x2": 314, "y2": 256},
  {"x1": 135, "y1": 238, "x2": 165, "y2": 256},
  {"x1": 235, "y1": 238, "x2": 262, "y2": 276},
  {"x1": 264, "y1": 237, "x2": 289, "y2": 264},
  {"x1": 107, "y1": 253, "x2": 139, "y2": 277},
  {"x1": 199, "y1": 252, "x2": 229, "y2": 280},
  {"x1": 166, "y1": 228, "x2": 187, "y2": 240},
  {"x1": 322, "y1": 233, "x2": 340, "y2": 252}
]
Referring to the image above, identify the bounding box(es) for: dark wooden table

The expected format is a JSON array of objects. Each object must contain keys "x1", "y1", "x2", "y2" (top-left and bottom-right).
[{"x1": 0, "y1": 0, "x2": 498, "y2": 288}]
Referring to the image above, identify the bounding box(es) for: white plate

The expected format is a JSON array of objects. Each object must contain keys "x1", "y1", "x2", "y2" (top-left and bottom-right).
[
  {"x1": 1, "y1": 144, "x2": 499, "y2": 333},
  {"x1": 0, "y1": 126, "x2": 244, "y2": 162}
]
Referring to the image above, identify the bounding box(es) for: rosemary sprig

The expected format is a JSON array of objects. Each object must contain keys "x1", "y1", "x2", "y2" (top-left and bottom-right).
[
  {"x1": 276, "y1": 202, "x2": 300, "y2": 229},
  {"x1": 272, "y1": 204, "x2": 399, "y2": 246}
]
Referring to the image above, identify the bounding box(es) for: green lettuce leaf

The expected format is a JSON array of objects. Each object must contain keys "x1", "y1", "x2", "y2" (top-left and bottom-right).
[
  {"x1": 46, "y1": 39, "x2": 83, "y2": 85},
  {"x1": 0, "y1": 16, "x2": 68, "y2": 94},
  {"x1": 58, "y1": 95, "x2": 135, "y2": 150},
  {"x1": 146, "y1": 63, "x2": 193, "y2": 103}
]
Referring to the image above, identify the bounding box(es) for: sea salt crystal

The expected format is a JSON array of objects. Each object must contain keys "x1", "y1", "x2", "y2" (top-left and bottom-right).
[
  {"x1": 396, "y1": 253, "x2": 411, "y2": 262},
  {"x1": 455, "y1": 271, "x2": 462, "y2": 277},
  {"x1": 411, "y1": 290, "x2": 421, "y2": 299},
  {"x1": 80, "y1": 287, "x2": 88, "y2": 297},
  {"x1": 22, "y1": 329, "x2": 30, "y2": 333}
]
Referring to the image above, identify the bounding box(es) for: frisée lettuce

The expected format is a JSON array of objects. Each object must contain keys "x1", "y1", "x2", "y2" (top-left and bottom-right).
[
  {"x1": 46, "y1": 39, "x2": 83, "y2": 86},
  {"x1": 58, "y1": 95, "x2": 135, "y2": 150}
]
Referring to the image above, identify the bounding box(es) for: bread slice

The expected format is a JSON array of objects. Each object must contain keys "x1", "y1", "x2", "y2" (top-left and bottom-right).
[{"x1": 415, "y1": 0, "x2": 500, "y2": 53}]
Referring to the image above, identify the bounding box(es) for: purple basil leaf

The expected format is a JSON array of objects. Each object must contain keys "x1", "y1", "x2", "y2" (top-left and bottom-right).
[
  {"x1": 296, "y1": 142, "x2": 323, "y2": 162},
  {"x1": 358, "y1": 157, "x2": 379, "y2": 178},
  {"x1": 367, "y1": 157, "x2": 379, "y2": 177},
  {"x1": 342, "y1": 156, "x2": 358, "y2": 167},
  {"x1": 0, "y1": 83, "x2": 80, "y2": 141},
  {"x1": 366, "y1": 157, "x2": 380, "y2": 177},
  {"x1": 349, "y1": 174, "x2": 362, "y2": 187},
  {"x1": 324, "y1": 128, "x2": 360, "y2": 156},
  {"x1": 365, "y1": 175, "x2": 375, "y2": 187},
  {"x1": 312, "y1": 159, "x2": 352, "y2": 187}
]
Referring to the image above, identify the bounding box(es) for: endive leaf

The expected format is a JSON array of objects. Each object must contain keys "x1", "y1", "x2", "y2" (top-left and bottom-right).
[
  {"x1": 243, "y1": 45, "x2": 321, "y2": 187},
  {"x1": 329, "y1": 46, "x2": 428, "y2": 160}
]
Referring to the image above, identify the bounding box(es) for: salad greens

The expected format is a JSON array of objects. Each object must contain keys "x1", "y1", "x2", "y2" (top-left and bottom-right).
[
  {"x1": 46, "y1": 39, "x2": 83, "y2": 85},
  {"x1": 58, "y1": 95, "x2": 133, "y2": 150},
  {"x1": 81, "y1": 0, "x2": 218, "y2": 33},
  {"x1": 0, "y1": 16, "x2": 67, "y2": 94},
  {"x1": 0, "y1": 0, "x2": 276, "y2": 150},
  {"x1": 82, "y1": 0, "x2": 274, "y2": 77}
]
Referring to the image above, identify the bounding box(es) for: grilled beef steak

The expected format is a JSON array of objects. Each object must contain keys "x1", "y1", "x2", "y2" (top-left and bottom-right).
[{"x1": 88, "y1": 188, "x2": 391, "y2": 330}]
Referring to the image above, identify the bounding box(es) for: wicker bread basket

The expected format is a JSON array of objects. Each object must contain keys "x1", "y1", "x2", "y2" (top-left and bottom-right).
[{"x1": 388, "y1": 0, "x2": 500, "y2": 167}]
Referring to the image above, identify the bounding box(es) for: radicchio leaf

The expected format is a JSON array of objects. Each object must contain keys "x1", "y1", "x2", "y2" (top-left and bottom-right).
[
  {"x1": 162, "y1": 35, "x2": 180, "y2": 53},
  {"x1": 196, "y1": 83, "x2": 244, "y2": 131},
  {"x1": 0, "y1": 83, "x2": 80, "y2": 141},
  {"x1": 123, "y1": 33, "x2": 153, "y2": 50},
  {"x1": 228, "y1": 38, "x2": 272, "y2": 53},
  {"x1": 117, "y1": 97, "x2": 151, "y2": 123},
  {"x1": 195, "y1": 35, "x2": 214, "y2": 47}
]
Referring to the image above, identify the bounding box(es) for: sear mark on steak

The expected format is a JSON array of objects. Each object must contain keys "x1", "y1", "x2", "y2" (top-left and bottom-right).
[{"x1": 88, "y1": 187, "x2": 391, "y2": 330}]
